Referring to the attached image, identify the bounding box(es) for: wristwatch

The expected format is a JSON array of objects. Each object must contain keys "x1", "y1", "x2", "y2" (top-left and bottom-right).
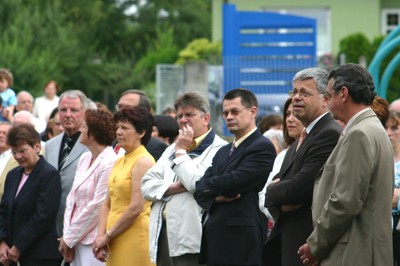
[{"x1": 175, "y1": 149, "x2": 187, "y2": 156}]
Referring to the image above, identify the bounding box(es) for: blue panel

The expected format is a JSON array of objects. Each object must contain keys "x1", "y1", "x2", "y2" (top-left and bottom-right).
[
  {"x1": 239, "y1": 33, "x2": 316, "y2": 43},
  {"x1": 238, "y1": 12, "x2": 316, "y2": 28},
  {"x1": 222, "y1": 3, "x2": 317, "y2": 135}
]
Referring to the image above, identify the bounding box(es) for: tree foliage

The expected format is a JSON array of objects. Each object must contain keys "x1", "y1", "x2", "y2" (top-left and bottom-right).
[
  {"x1": 0, "y1": 0, "x2": 211, "y2": 107},
  {"x1": 339, "y1": 33, "x2": 400, "y2": 102},
  {"x1": 176, "y1": 38, "x2": 221, "y2": 65}
]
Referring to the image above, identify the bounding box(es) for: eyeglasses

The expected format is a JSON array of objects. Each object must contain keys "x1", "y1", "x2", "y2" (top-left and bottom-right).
[
  {"x1": 288, "y1": 89, "x2": 325, "y2": 98},
  {"x1": 222, "y1": 108, "x2": 247, "y2": 118},
  {"x1": 176, "y1": 112, "x2": 200, "y2": 120},
  {"x1": 115, "y1": 104, "x2": 131, "y2": 112},
  {"x1": 324, "y1": 91, "x2": 333, "y2": 99}
]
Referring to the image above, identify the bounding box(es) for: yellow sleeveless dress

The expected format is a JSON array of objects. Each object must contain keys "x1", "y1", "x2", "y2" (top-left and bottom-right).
[{"x1": 106, "y1": 145, "x2": 155, "y2": 266}]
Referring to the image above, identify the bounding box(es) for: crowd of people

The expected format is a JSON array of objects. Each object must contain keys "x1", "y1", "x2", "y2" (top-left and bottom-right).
[{"x1": 0, "y1": 63, "x2": 396, "y2": 266}]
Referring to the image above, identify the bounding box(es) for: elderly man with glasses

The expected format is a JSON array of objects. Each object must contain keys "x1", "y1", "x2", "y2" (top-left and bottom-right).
[{"x1": 264, "y1": 67, "x2": 342, "y2": 266}]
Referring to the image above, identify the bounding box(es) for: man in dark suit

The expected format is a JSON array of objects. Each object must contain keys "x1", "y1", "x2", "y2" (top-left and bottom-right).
[
  {"x1": 264, "y1": 68, "x2": 342, "y2": 266},
  {"x1": 194, "y1": 88, "x2": 276, "y2": 266},
  {"x1": 115, "y1": 89, "x2": 167, "y2": 161},
  {"x1": 298, "y1": 64, "x2": 393, "y2": 266}
]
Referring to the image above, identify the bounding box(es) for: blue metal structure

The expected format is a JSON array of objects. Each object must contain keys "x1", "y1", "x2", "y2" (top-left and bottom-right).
[
  {"x1": 368, "y1": 25, "x2": 400, "y2": 98},
  {"x1": 223, "y1": 4, "x2": 317, "y2": 134}
]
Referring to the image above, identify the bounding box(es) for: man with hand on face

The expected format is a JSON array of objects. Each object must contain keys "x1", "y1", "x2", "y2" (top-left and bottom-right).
[
  {"x1": 264, "y1": 68, "x2": 342, "y2": 266},
  {"x1": 141, "y1": 91, "x2": 227, "y2": 266},
  {"x1": 194, "y1": 88, "x2": 276, "y2": 266}
]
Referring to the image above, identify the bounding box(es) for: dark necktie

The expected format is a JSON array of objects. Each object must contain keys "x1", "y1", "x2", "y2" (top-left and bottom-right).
[
  {"x1": 59, "y1": 137, "x2": 72, "y2": 170},
  {"x1": 229, "y1": 142, "x2": 236, "y2": 157}
]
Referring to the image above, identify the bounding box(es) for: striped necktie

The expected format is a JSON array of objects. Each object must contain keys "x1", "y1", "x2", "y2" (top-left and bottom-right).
[
  {"x1": 229, "y1": 142, "x2": 236, "y2": 157},
  {"x1": 59, "y1": 137, "x2": 72, "y2": 170}
]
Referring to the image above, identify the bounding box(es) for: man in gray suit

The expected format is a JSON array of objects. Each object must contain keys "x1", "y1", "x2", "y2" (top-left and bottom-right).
[
  {"x1": 44, "y1": 90, "x2": 90, "y2": 237},
  {"x1": 298, "y1": 64, "x2": 394, "y2": 265}
]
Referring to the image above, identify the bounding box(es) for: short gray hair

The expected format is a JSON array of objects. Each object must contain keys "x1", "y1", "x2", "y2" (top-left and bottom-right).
[
  {"x1": 292, "y1": 67, "x2": 328, "y2": 94},
  {"x1": 59, "y1": 90, "x2": 90, "y2": 111}
]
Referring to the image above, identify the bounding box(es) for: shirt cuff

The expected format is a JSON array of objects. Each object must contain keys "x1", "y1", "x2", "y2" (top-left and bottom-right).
[{"x1": 172, "y1": 153, "x2": 188, "y2": 167}]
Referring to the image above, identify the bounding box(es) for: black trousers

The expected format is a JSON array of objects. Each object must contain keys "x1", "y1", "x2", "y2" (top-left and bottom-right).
[{"x1": 393, "y1": 213, "x2": 400, "y2": 266}]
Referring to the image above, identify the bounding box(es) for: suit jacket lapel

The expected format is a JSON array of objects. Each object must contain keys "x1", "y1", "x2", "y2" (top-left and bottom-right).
[
  {"x1": 10, "y1": 168, "x2": 23, "y2": 207},
  {"x1": 344, "y1": 109, "x2": 376, "y2": 134},
  {"x1": 73, "y1": 148, "x2": 107, "y2": 190},
  {"x1": 46, "y1": 133, "x2": 63, "y2": 167},
  {"x1": 13, "y1": 158, "x2": 45, "y2": 202},
  {"x1": 219, "y1": 130, "x2": 261, "y2": 173},
  {"x1": 295, "y1": 113, "x2": 332, "y2": 156},
  {"x1": 279, "y1": 113, "x2": 334, "y2": 177}
]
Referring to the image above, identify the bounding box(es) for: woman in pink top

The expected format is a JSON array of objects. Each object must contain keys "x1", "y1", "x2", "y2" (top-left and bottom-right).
[{"x1": 58, "y1": 109, "x2": 117, "y2": 265}]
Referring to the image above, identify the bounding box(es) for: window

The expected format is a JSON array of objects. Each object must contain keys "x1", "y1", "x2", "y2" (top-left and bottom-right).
[{"x1": 382, "y1": 9, "x2": 400, "y2": 35}]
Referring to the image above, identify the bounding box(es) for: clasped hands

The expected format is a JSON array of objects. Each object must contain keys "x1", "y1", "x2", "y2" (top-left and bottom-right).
[
  {"x1": 0, "y1": 241, "x2": 20, "y2": 265},
  {"x1": 92, "y1": 233, "x2": 111, "y2": 262}
]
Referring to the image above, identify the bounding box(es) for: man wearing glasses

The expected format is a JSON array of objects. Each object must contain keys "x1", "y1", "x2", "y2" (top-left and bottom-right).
[
  {"x1": 194, "y1": 88, "x2": 276, "y2": 266},
  {"x1": 141, "y1": 91, "x2": 227, "y2": 265},
  {"x1": 299, "y1": 64, "x2": 393, "y2": 266},
  {"x1": 264, "y1": 68, "x2": 342, "y2": 266}
]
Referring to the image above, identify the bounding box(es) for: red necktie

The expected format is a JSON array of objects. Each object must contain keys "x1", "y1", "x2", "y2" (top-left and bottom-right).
[
  {"x1": 296, "y1": 129, "x2": 307, "y2": 152},
  {"x1": 114, "y1": 144, "x2": 121, "y2": 154}
]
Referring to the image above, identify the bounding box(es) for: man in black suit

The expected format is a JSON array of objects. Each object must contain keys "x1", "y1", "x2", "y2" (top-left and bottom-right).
[
  {"x1": 194, "y1": 88, "x2": 276, "y2": 266},
  {"x1": 264, "y1": 68, "x2": 342, "y2": 266},
  {"x1": 115, "y1": 89, "x2": 167, "y2": 161}
]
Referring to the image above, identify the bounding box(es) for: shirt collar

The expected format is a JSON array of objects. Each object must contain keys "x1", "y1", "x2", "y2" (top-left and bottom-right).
[
  {"x1": 305, "y1": 111, "x2": 329, "y2": 134},
  {"x1": 234, "y1": 127, "x2": 257, "y2": 148},
  {"x1": 342, "y1": 108, "x2": 370, "y2": 136}
]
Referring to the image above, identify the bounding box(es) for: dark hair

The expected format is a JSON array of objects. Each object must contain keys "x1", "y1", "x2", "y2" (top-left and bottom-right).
[
  {"x1": 85, "y1": 109, "x2": 116, "y2": 146},
  {"x1": 224, "y1": 88, "x2": 258, "y2": 108},
  {"x1": 259, "y1": 114, "x2": 283, "y2": 134},
  {"x1": 328, "y1": 63, "x2": 376, "y2": 105},
  {"x1": 282, "y1": 98, "x2": 296, "y2": 146},
  {"x1": 44, "y1": 80, "x2": 60, "y2": 92},
  {"x1": 121, "y1": 90, "x2": 152, "y2": 112},
  {"x1": 114, "y1": 107, "x2": 153, "y2": 146},
  {"x1": 49, "y1": 107, "x2": 58, "y2": 120},
  {"x1": 153, "y1": 115, "x2": 179, "y2": 144},
  {"x1": 7, "y1": 123, "x2": 40, "y2": 147},
  {"x1": 371, "y1": 96, "x2": 389, "y2": 127}
]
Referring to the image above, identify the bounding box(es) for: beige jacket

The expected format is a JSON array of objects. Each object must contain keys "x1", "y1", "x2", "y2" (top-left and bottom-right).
[{"x1": 308, "y1": 109, "x2": 394, "y2": 266}]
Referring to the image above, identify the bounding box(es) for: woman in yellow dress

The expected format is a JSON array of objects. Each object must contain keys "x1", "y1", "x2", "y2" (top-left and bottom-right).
[{"x1": 93, "y1": 106, "x2": 155, "y2": 265}]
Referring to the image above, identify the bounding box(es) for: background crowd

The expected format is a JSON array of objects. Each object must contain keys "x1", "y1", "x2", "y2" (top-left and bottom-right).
[{"x1": 0, "y1": 64, "x2": 397, "y2": 266}]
